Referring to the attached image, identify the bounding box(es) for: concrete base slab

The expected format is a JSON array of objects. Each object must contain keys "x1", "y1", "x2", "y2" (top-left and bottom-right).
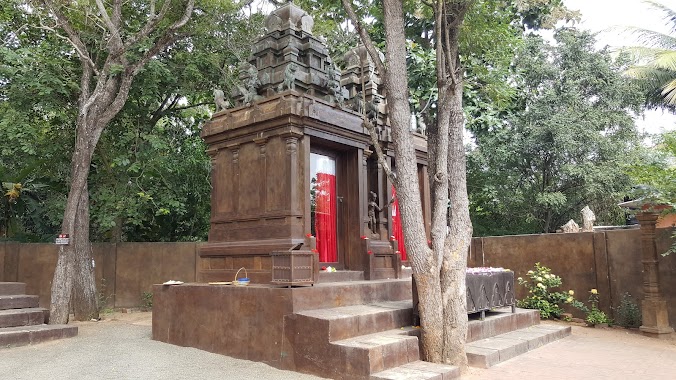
[
  {"x1": 466, "y1": 324, "x2": 571, "y2": 368},
  {"x1": 371, "y1": 360, "x2": 460, "y2": 380}
]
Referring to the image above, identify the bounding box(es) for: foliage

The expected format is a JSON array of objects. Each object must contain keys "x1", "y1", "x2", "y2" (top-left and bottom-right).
[
  {"x1": 141, "y1": 291, "x2": 153, "y2": 309},
  {"x1": 581, "y1": 289, "x2": 612, "y2": 326},
  {"x1": 620, "y1": 1, "x2": 676, "y2": 108},
  {"x1": 517, "y1": 262, "x2": 583, "y2": 319},
  {"x1": 626, "y1": 130, "x2": 676, "y2": 255},
  {"x1": 468, "y1": 29, "x2": 645, "y2": 235},
  {"x1": 0, "y1": 0, "x2": 263, "y2": 242},
  {"x1": 613, "y1": 292, "x2": 641, "y2": 328}
]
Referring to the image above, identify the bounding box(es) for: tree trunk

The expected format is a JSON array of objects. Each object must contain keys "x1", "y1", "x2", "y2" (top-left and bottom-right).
[
  {"x1": 441, "y1": 80, "x2": 472, "y2": 368},
  {"x1": 72, "y1": 183, "x2": 99, "y2": 320},
  {"x1": 379, "y1": 0, "x2": 445, "y2": 362},
  {"x1": 49, "y1": 130, "x2": 91, "y2": 324}
]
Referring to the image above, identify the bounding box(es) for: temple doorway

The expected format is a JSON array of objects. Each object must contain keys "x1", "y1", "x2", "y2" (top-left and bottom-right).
[{"x1": 310, "y1": 152, "x2": 339, "y2": 264}]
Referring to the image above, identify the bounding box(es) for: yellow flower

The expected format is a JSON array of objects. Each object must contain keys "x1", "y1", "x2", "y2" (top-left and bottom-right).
[
  {"x1": 527, "y1": 270, "x2": 534, "y2": 275},
  {"x1": 537, "y1": 277, "x2": 543, "y2": 282},
  {"x1": 568, "y1": 290, "x2": 574, "y2": 296},
  {"x1": 544, "y1": 274, "x2": 551, "y2": 279},
  {"x1": 566, "y1": 297, "x2": 573, "y2": 303},
  {"x1": 537, "y1": 283, "x2": 545, "y2": 289},
  {"x1": 591, "y1": 289, "x2": 598, "y2": 294}
]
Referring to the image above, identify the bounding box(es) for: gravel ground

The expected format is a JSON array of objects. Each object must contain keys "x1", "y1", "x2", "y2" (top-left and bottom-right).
[{"x1": 0, "y1": 312, "x2": 326, "y2": 380}]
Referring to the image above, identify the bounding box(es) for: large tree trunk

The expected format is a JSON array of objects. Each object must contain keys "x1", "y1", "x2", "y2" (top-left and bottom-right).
[
  {"x1": 72, "y1": 183, "x2": 99, "y2": 320},
  {"x1": 380, "y1": 0, "x2": 445, "y2": 362},
  {"x1": 49, "y1": 128, "x2": 91, "y2": 324},
  {"x1": 440, "y1": 80, "x2": 472, "y2": 367}
]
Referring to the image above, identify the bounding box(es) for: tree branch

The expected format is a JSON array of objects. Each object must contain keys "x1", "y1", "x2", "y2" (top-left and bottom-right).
[
  {"x1": 364, "y1": 121, "x2": 397, "y2": 184},
  {"x1": 341, "y1": 0, "x2": 387, "y2": 77},
  {"x1": 124, "y1": 0, "x2": 194, "y2": 50},
  {"x1": 95, "y1": 0, "x2": 123, "y2": 50},
  {"x1": 37, "y1": 4, "x2": 100, "y2": 76}
]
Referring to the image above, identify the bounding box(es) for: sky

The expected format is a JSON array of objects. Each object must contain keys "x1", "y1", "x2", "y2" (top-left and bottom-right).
[{"x1": 563, "y1": 0, "x2": 676, "y2": 137}]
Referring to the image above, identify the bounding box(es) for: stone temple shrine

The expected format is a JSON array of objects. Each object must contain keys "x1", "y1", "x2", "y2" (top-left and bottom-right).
[
  {"x1": 152, "y1": 4, "x2": 551, "y2": 379},
  {"x1": 198, "y1": 1, "x2": 431, "y2": 283}
]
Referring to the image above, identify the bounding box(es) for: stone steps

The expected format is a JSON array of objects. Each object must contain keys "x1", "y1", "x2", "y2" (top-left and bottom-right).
[
  {"x1": 0, "y1": 323, "x2": 78, "y2": 348},
  {"x1": 331, "y1": 328, "x2": 421, "y2": 377},
  {"x1": 466, "y1": 323, "x2": 571, "y2": 368},
  {"x1": 0, "y1": 282, "x2": 26, "y2": 296},
  {"x1": 370, "y1": 360, "x2": 459, "y2": 380},
  {"x1": 291, "y1": 300, "x2": 461, "y2": 379},
  {"x1": 0, "y1": 282, "x2": 77, "y2": 348},
  {"x1": 294, "y1": 300, "x2": 413, "y2": 341},
  {"x1": 0, "y1": 307, "x2": 47, "y2": 328},
  {"x1": 318, "y1": 270, "x2": 365, "y2": 283},
  {"x1": 0, "y1": 294, "x2": 39, "y2": 310}
]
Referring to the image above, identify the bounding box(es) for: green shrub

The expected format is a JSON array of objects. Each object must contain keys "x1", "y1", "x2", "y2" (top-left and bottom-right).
[
  {"x1": 614, "y1": 292, "x2": 641, "y2": 328},
  {"x1": 141, "y1": 291, "x2": 153, "y2": 309},
  {"x1": 517, "y1": 263, "x2": 583, "y2": 319}
]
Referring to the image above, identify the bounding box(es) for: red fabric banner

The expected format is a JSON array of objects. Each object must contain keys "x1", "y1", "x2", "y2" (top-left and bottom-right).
[
  {"x1": 315, "y1": 172, "x2": 337, "y2": 262},
  {"x1": 391, "y1": 186, "x2": 407, "y2": 261}
]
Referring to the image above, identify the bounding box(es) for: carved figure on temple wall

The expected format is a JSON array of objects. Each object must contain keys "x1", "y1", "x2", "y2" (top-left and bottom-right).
[
  {"x1": 366, "y1": 95, "x2": 380, "y2": 123},
  {"x1": 368, "y1": 191, "x2": 382, "y2": 235},
  {"x1": 237, "y1": 65, "x2": 264, "y2": 106},
  {"x1": 213, "y1": 89, "x2": 230, "y2": 112},
  {"x1": 352, "y1": 91, "x2": 364, "y2": 114},
  {"x1": 326, "y1": 62, "x2": 345, "y2": 108},
  {"x1": 277, "y1": 62, "x2": 297, "y2": 92},
  {"x1": 246, "y1": 65, "x2": 262, "y2": 91}
]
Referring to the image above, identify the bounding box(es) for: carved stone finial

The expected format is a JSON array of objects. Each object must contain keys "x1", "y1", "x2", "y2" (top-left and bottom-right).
[{"x1": 264, "y1": 1, "x2": 314, "y2": 34}]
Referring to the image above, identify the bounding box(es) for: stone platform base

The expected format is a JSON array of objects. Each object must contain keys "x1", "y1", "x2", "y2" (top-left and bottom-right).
[{"x1": 152, "y1": 280, "x2": 563, "y2": 379}]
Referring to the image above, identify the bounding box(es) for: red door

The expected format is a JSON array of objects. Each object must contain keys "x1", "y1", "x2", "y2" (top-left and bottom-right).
[{"x1": 310, "y1": 153, "x2": 337, "y2": 263}]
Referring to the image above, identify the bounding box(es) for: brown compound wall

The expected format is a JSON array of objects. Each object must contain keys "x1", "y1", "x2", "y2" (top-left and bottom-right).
[
  {"x1": 0, "y1": 242, "x2": 198, "y2": 308},
  {"x1": 471, "y1": 227, "x2": 675, "y2": 327},
  {"x1": 1, "y1": 227, "x2": 673, "y2": 326}
]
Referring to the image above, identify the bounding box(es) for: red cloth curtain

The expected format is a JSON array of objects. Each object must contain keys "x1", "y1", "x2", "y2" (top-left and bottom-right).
[
  {"x1": 315, "y1": 172, "x2": 337, "y2": 262},
  {"x1": 391, "y1": 186, "x2": 407, "y2": 261}
]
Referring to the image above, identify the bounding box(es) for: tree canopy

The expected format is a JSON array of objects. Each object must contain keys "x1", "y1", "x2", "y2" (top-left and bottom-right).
[{"x1": 468, "y1": 29, "x2": 645, "y2": 235}]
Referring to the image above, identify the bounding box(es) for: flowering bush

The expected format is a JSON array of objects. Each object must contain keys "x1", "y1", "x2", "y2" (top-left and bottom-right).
[
  {"x1": 580, "y1": 288, "x2": 612, "y2": 326},
  {"x1": 517, "y1": 263, "x2": 584, "y2": 319}
]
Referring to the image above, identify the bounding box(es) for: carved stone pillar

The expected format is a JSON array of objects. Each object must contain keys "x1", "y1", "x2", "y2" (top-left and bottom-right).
[
  {"x1": 284, "y1": 133, "x2": 302, "y2": 215},
  {"x1": 230, "y1": 145, "x2": 240, "y2": 214},
  {"x1": 254, "y1": 137, "x2": 268, "y2": 212},
  {"x1": 636, "y1": 212, "x2": 674, "y2": 338},
  {"x1": 362, "y1": 149, "x2": 372, "y2": 236}
]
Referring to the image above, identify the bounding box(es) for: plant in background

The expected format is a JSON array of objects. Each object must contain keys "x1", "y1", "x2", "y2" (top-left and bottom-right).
[
  {"x1": 581, "y1": 288, "x2": 613, "y2": 326},
  {"x1": 517, "y1": 263, "x2": 584, "y2": 319},
  {"x1": 141, "y1": 291, "x2": 153, "y2": 310},
  {"x1": 96, "y1": 279, "x2": 115, "y2": 316},
  {"x1": 614, "y1": 292, "x2": 642, "y2": 328}
]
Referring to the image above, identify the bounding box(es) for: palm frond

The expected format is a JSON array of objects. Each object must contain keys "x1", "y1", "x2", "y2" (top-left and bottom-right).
[
  {"x1": 651, "y1": 50, "x2": 676, "y2": 71},
  {"x1": 644, "y1": 0, "x2": 676, "y2": 33},
  {"x1": 618, "y1": 26, "x2": 676, "y2": 49},
  {"x1": 624, "y1": 66, "x2": 674, "y2": 84},
  {"x1": 620, "y1": 45, "x2": 670, "y2": 63},
  {"x1": 661, "y1": 77, "x2": 676, "y2": 104}
]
